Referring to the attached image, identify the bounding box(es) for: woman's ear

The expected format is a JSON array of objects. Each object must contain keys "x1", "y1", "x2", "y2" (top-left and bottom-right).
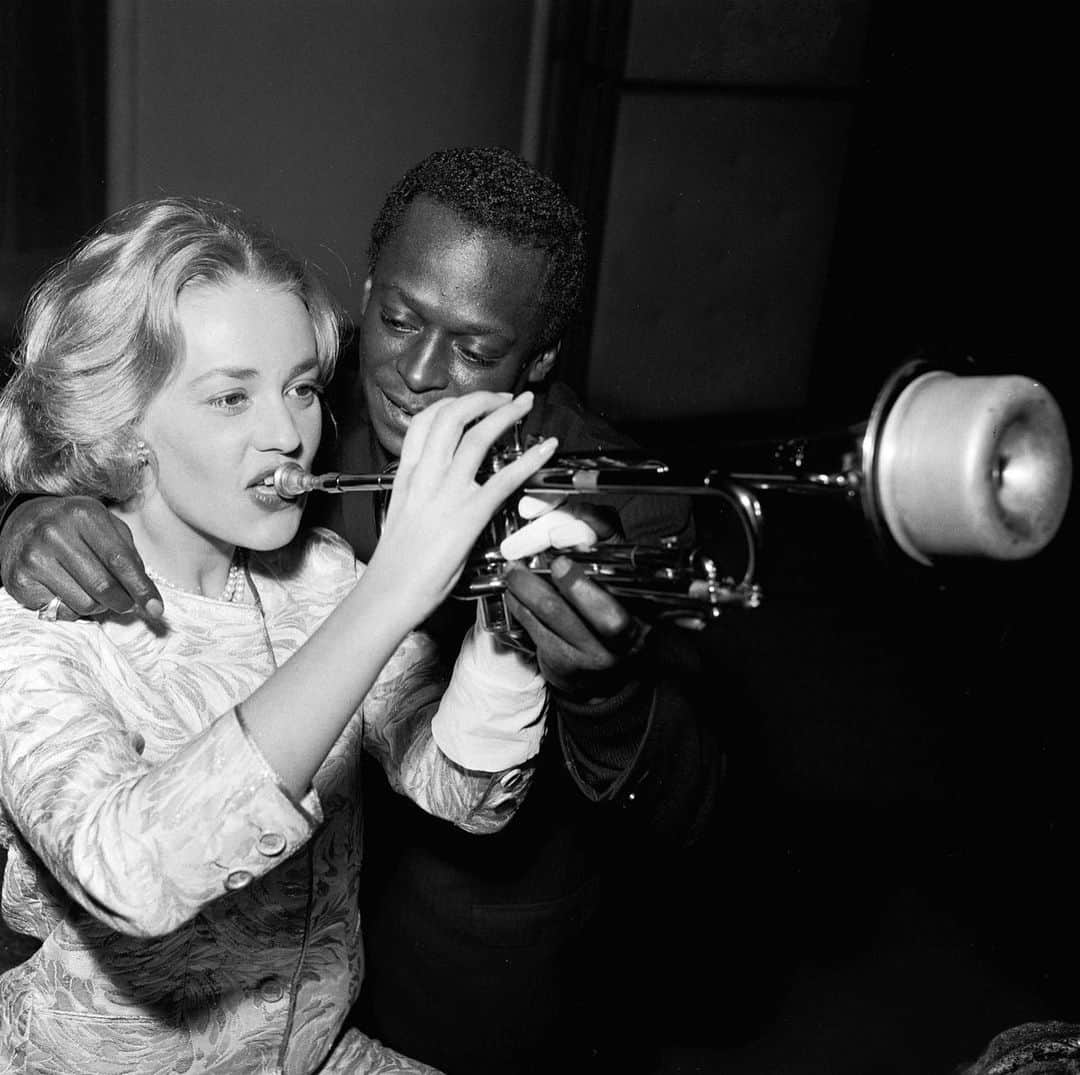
[
  {"x1": 360, "y1": 277, "x2": 373, "y2": 315},
  {"x1": 524, "y1": 343, "x2": 560, "y2": 385}
]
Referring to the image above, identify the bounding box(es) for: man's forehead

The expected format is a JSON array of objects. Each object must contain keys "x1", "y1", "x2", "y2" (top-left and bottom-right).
[
  {"x1": 379, "y1": 198, "x2": 546, "y2": 275},
  {"x1": 371, "y1": 202, "x2": 546, "y2": 330}
]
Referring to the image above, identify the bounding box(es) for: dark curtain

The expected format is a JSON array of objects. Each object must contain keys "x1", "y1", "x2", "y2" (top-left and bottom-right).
[
  {"x1": 1, "y1": 0, "x2": 105, "y2": 361},
  {"x1": 1, "y1": 0, "x2": 105, "y2": 252}
]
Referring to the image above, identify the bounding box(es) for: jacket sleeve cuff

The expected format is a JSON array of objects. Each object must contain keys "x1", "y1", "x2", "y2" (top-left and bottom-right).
[
  {"x1": 133, "y1": 708, "x2": 323, "y2": 891},
  {"x1": 59, "y1": 708, "x2": 323, "y2": 936},
  {"x1": 557, "y1": 677, "x2": 657, "y2": 801}
]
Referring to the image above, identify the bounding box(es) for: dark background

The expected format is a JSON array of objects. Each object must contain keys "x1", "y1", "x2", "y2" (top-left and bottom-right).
[{"x1": 2, "y1": 3, "x2": 1075, "y2": 1072}]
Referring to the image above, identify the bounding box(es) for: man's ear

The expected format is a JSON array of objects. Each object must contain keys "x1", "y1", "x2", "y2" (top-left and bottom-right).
[
  {"x1": 524, "y1": 343, "x2": 560, "y2": 385},
  {"x1": 360, "y1": 276, "x2": 373, "y2": 316}
]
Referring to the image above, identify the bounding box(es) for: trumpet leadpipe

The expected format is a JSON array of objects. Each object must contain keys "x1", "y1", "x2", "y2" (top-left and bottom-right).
[
  {"x1": 272, "y1": 463, "x2": 396, "y2": 499},
  {"x1": 272, "y1": 459, "x2": 763, "y2": 501}
]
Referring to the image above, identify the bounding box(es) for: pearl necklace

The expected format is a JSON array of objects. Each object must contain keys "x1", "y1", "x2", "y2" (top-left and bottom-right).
[{"x1": 146, "y1": 553, "x2": 247, "y2": 603}]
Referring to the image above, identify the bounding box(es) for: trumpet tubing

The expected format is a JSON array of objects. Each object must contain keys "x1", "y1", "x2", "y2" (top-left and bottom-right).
[{"x1": 271, "y1": 361, "x2": 1072, "y2": 639}]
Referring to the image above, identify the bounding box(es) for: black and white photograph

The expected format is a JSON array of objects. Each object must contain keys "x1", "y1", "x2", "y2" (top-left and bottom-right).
[{"x1": 1, "y1": 3, "x2": 1075, "y2": 1073}]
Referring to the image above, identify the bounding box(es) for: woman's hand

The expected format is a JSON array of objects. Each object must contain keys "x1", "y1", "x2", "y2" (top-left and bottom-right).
[
  {"x1": 365, "y1": 391, "x2": 558, "y2": 626},
  {"x1": 226, "y1": 391, "x2": 556, "y2": 800}
]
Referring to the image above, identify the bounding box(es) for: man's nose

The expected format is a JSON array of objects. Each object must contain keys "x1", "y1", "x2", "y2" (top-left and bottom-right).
[
  {"x1": 396, "y1": 332, "x2": 450, "y2": 393},
  {"x1": 253, "y1": 398, "x2": 303, "y2": 454}
]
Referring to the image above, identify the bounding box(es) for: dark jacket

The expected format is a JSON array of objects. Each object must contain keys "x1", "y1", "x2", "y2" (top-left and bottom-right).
[{"x1": 311, "y1": 381, "x2": 723, "y2": 1075}]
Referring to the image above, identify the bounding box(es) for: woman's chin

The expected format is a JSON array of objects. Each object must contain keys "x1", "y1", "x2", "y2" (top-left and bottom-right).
[{"x1": 235, "y1": 505, "x2": 306, "y2": 552}]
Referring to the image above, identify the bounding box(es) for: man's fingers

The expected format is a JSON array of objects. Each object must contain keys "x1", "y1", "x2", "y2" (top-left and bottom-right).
[
  {"x1": 546, "y1": 557, "x2": 645, "y2": 654},
  {"x1": 1, "y1": 495, "x2": 162, "y2": 620},
  {"x1": 503, "y1": 563, "x2": 650, "y2": 696},
  {"x1": 501, "y1": 592, "x2": 580, "y2": 667},
  {"x1": 4, "y1": 574, "x2": 59, "y2": 616},
  {"x1": 503, "y1": 565, "x2": 607, "y2": 657},
  {"x1": 98, "y1": 515, "x2": 163, "y2": 617},
  {"x1": 50, "y1": 541, "x2": 133, "y2": 616},
  {"x1": 563, "y1": 503, "x2": 620, "y2": 543},
  {"x1": 23, "y1": 562, "x2": 106, "y2": 619},
  {"x1": 35, "y1": 530, "x2": 159, "y2": 619}
]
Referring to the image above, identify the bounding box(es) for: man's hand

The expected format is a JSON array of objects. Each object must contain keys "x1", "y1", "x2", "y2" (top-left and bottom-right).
[
  {"x1": 503, "y1": 557, "x2": 646, "y2": 702},
  {"x1": 500, "y1": 501, "x2": 646, "y2": 702},
  {"x1": 0, "y1": 496, "x2": 162, "y2": 620}
]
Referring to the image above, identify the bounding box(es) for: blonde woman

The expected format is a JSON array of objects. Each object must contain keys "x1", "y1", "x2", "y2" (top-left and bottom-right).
[{"x1": 0, "y1": 197, "x2": 557, "y2": 1073}]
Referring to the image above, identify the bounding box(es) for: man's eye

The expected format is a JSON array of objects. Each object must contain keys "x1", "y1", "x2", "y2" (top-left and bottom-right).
[
  {"x1": 380, "y1": 312, "x2": 416, "y2": 332},
  {"x1": 457, "y1": 346, "x2": 500, "y2": 368}
]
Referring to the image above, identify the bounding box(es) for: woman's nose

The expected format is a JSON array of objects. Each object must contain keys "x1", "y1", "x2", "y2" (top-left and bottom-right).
[
  {"x1": 253, "y1": 398, "x2": 303, "y2": 454},
  {"x1": 396, "y1": 333, "x2": 450, "y2": 393}
]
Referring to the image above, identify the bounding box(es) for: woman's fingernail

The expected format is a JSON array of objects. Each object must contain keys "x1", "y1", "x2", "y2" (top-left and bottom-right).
[{"x1": 144, "y1": 598, "x2": 165, "y2": 620}]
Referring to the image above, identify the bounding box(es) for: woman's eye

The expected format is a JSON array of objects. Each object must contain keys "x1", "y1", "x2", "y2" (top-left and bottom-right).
[
  {"x1": 211, "y1": 391, "x2": 249, "y2": 411},
  {"x1": 288, "y1": 382, "x2": 323, "y2": 404}
]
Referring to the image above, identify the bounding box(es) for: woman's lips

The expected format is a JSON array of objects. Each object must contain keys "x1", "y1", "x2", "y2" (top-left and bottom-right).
[{"x1": 248, "y1": 484, "x2": 300, "y2": 511}]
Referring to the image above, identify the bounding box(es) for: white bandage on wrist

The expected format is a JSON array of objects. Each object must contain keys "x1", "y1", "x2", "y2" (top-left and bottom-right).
[{"x1": 431, "y1": 619, "x2": 548, "y2": 771}]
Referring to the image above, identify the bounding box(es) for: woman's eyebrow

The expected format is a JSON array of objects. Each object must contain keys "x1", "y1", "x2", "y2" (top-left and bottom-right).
[
  {"x1": 285, "y1": 357, "x2": 322, "y2": 379},
  {"x1": 188, "y1": 357, "x2": 320, "y2": 387},
  {"x1": 189, "y1": 365, "x2": 259, "y2": 385}
]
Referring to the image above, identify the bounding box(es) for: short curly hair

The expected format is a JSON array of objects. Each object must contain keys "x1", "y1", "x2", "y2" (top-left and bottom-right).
[{"x1": 367, "y1": 146, "x2": 586, "y2": 352}]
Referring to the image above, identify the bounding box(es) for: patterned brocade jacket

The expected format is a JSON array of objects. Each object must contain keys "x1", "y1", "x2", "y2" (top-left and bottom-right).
[{"x1": 0, "y1": 529, "x2": 527, "y2": 1074}]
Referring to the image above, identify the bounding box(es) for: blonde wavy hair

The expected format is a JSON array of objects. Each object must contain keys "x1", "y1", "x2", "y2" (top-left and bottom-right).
[{"x1": 0, "y1": 196, "x2": 343, "y2": 501}]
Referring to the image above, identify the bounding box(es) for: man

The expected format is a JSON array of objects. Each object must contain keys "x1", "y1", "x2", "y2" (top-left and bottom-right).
[{"x1": 0, "y1": 147, "x2": 722, "y2": 1073}]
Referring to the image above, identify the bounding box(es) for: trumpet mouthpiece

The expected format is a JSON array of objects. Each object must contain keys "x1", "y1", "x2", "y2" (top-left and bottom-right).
[{"x1": 272, "y1": 463, "x2": 314, "y2": 500}]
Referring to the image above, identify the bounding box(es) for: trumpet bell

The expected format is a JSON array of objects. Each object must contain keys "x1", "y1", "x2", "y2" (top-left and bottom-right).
[{"x1": 867, "y1": 365, "x2": 1071, "y2": 565}]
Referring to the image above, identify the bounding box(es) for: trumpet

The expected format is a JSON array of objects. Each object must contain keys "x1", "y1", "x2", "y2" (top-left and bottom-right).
[{"x1": 273, "y1": 361, "x2": 1072, "y2": 644}]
